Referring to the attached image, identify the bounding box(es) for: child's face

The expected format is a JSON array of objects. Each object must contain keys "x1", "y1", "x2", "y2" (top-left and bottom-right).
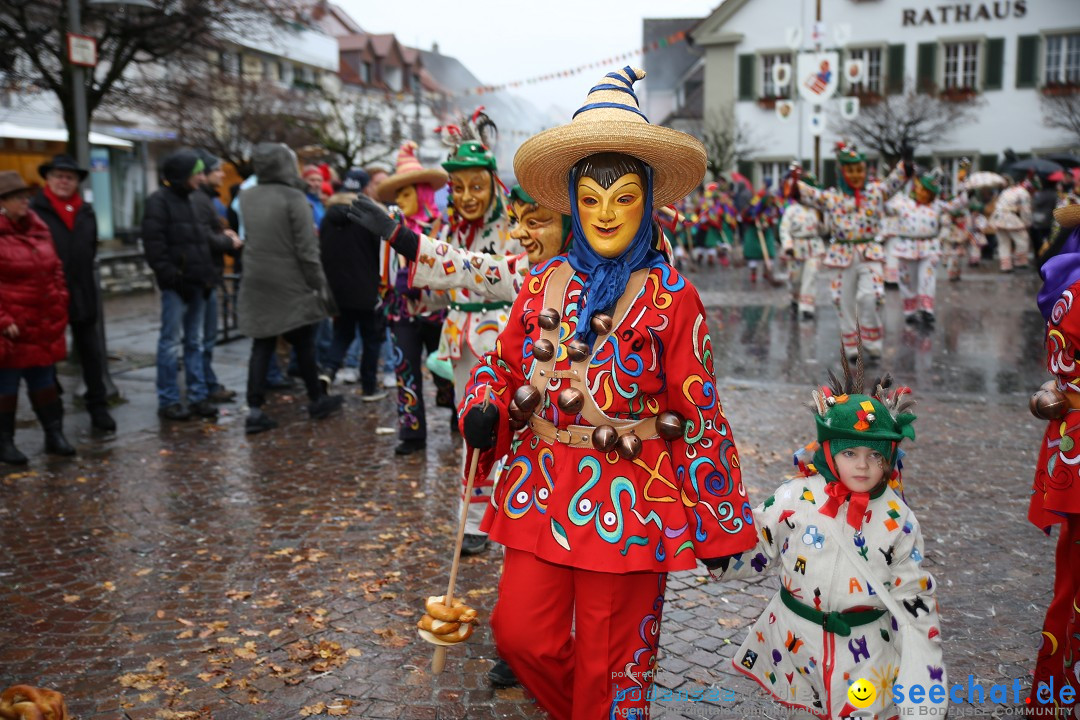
[{"x1": 833, "y1": 446, "x2": 886, "y2": 493}]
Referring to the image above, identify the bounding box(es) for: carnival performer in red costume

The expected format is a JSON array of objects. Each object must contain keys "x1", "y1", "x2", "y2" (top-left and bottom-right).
[
  {"x1": 456, "y1": 67, "x2": 757, "y2": 720},
  {"x1": 1029, "y1": 204, "x2": 1080, "y2": 717}
]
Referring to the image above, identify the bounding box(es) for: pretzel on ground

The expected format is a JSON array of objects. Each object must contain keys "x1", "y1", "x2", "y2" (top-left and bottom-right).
[{"x1": 0, "y1": 685, "x2": 70, "y2": 720}]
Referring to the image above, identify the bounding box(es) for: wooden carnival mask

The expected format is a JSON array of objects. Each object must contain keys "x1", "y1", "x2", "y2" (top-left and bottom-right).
[
  {"x1": 511, "y1": 201, "x2": 564, "y2": 264},
  {"x1": 449, "y1": 168, "x2": 493, "y2": 222},
  {"x1": 395, "y1": 184, "x2": 420, "y2": 217},
  {"x1": 574, "y1": 153, "x2": 647, "y2": 259},
  {"x1": 840, "y1": 161, "x2": 867, "y2": 191}
]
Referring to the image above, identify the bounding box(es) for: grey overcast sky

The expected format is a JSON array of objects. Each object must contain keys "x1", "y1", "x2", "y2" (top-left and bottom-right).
[{"x1": 334, "y1": 0, "x2": 720, "y2": 116}]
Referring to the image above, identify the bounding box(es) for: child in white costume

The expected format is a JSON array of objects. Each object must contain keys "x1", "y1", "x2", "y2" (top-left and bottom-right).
[{"x1": 712, "y1": 355, "x2": 945, "y2": 720}]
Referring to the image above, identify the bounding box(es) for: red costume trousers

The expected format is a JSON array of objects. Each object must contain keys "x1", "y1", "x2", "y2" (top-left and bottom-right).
[
  {"x1": 492, "y1": 548, "x2": 667, "y2": 720},
  {"x1": 1029, "y1": 514, "x2": 1080, "y2": 715}
]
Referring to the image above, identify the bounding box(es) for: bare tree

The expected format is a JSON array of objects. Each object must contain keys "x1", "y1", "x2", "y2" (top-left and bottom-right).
[
  {"x1": 148, "y1": 68, "x2": 319, "y2": 178},
  {"x1": 836, "y1": 81, "x2": 982, "y2": 163},
  {"x1": 701, "y1": 105, "x2": 760, "y2": 180},
  {"x1": 0, "y1": 0, "x2": 290, "y2": 154},
  {"x1": 1040, "y1": 92, "x2": 1080, "y2": 146},
  {"x1": 297, "y1": 89, "x2": 409, "y2": 176}
]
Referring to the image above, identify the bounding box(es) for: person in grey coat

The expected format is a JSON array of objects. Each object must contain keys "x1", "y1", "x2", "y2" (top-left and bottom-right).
[{"x1": 238, "y1": 143, "x2": 343, "y2": 433}]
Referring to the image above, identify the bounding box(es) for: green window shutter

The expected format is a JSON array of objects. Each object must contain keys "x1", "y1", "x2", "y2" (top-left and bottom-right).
[
  {"x1": 738, "y1": 54, "x2": 756, "y2": 101},
  {"x1": 1016, "y1": 35, "x2": 1039, "y2": 89},
  {"x1": 916, "y1": 42, "x2": 937, "y2": 93},
  {"x1": 984, "y1": 38, "x2": 1005, "y2": 90},
  {"x1": 886, "y1": 44, "x2": 906, "y2": 94},
  {"x1": 737, "y1": 160, "x2": 755, "y2": 182},
  {"x1": 823, "y1": 159, "x2": 837, "y2": 189},
  {"x1": 979, "y1": 154, "x2": 998, "y2": 172}
]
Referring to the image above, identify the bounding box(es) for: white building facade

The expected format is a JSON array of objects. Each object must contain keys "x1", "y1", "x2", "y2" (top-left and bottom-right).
[{"x1": 691, "y1": 0, "x2": 1080, "y2": 188}]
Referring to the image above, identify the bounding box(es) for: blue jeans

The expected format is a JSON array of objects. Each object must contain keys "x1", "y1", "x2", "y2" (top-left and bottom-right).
[
  {"x1": 157, "y1": 288, "x2": 208, "y2": 408},
  {"x1": 0, "y1": 365, "x2": 56, "y2": 395},
  {"x1": 203, "y1": 287, "x2": 221, "y2": 391},
  {"x1": 344, "y1": 335, "x2": 361, "y2": 369}
]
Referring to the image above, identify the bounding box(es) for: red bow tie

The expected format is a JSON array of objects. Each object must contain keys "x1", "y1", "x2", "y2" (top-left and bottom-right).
[{"x1": 819, "y1": 481, "x2": 871, "y2": 530}]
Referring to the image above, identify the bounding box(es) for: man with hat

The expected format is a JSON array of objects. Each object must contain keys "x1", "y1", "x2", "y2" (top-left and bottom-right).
[
  {"x1": 30, "y1": 155, "x2": 116, "y2": 432},
  {"x1": 191, "y1": 149, "x2": 243, "y2": 404},
  {"x1": 886, "y1": 168, "x2": 968, "y2": 326},
  {"x1": 789, "y1": 142, "x2": 913, "y2": 360},
  {"x1": 453, "y1": 67, "x2": 756, "y2": 719}
]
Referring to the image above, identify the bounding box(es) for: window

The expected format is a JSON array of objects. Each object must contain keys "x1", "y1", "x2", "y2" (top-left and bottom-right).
[
  {"x1": 943, "y1": 41, "x2": 979, "y2": 90},
  {"x1": 1046, "y1": 33, "x2": 1080, "y2": 85},
  {"x1": 361, "y1": 62, "x2": 372, "y2": 84},
  {"x1": 847, "y1": 47, "x2": 883, "y2": 95},
  {"x1": 760, "y1": 53, "x2": 792, "y2": 99},
  {"x1": 757, "y1": 160, "x2": 791, "y2": 190},
  {"x1": 936, "y1": 156, "x2": 968, "y2": 197},
  {"x1": 365, "y1": 117, "x2": 384, "y2": 143},
  {"x1": 279, "y1": 62, "x2": 294, "y2": 86}
]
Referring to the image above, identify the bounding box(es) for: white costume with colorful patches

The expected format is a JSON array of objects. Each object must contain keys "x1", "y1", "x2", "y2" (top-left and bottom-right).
[
  {"x1": 797, "y1": 165, "x2": 907, "y2": 356},
  {"x1": 716, "y1": 472, "x2": 944, "y2": 720},
  {"x1": 886, "y1": 194, "x2": 967, "y2": 319},
  {"x1": 990, "y1": 184, "x2": 1032, "y2": 271},
  {"x1": 779, "y1": 203, "x2": 826, "y2": 317}
]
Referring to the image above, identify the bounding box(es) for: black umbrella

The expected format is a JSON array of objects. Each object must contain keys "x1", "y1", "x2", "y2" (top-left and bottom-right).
[
  {"x1": 1007, "y1": 157, "x2": 1065, "y2": 178},
  {"x1": 1046, "y1": 153, "x2": 1080, "y2": 169}
]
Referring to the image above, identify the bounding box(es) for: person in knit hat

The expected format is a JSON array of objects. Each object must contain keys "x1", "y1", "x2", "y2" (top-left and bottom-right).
[
  {"x1": 710, "y1": 349, "x2": 946, "y2": 720},
  {"x1": 885, "y1": 168, "x2": 968, "y2": 326},
  {"x1": 788, "y1": 142, "x2": 913, "y2": 360},
  {"x1": 451, "y1": 66, "x2": 756, "y2": 719},
  {"x1": 1028, "y1": 204, "x2": 1080, "y2": 716}
]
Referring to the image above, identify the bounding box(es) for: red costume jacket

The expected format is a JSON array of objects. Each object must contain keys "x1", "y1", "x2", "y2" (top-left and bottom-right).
[
  {"x1": 1033, "y1": 279, "x2": 1080, "y2": 530},
  {"x1": 462, "y1": 256, "x2": 757, "y2": 573},
  {"x1": 0, "y1": 210, "x2": 69, "y2": 369}
]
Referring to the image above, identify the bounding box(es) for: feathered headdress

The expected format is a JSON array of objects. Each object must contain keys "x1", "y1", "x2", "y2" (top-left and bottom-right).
[{"x1": 437, "y1": 107, "x2": 498, "y2": 172}]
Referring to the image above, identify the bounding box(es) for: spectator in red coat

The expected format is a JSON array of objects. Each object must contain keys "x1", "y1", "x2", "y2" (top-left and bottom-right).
[{"x1": 0, "y1": 171, "x2": 75, "y2": 464}]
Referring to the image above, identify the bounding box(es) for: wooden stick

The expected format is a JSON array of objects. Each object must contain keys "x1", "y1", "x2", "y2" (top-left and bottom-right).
[{"x1": 432, "y1": 386, "x2": 490, "y2": 674}]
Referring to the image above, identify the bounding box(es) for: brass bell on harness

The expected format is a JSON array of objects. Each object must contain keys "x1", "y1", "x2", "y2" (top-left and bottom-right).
[
  {"x1": 592, "y1": 425, "x2": 618, "y2": 453},
  {"x1": 508, "y1": 412, "x2": 528, "y2": 431},
  {"x1": 508, "y1": 399, "x2": 532, "y2": 425},
  {"x1": 533, "y1": 339, "x2": 555, "y2": 362},
  {"x1": 1030, "y1": 388, "x2": 1068, "y2": 420},
  {"x1": 567, "y1": 339, "x2": 591, "y2": 363},
  {"x1": 557, "y1": 388, "x2": 585, "y2": 415},
  {"x1": 655, "y1": 411, "x2": 685, "y2": 441},
  {"x1": 513, "y1": 385, "x2": 542, "y2": 414},
  {"x1": 590, "y1": 313, "x2": 614, "y2": 336},
  {"x1": 538, "y1": 308, "x2": 561, "y2": 331},
  {"x1": 615, "y1": 433, "x2": 643, "y2": 461}
]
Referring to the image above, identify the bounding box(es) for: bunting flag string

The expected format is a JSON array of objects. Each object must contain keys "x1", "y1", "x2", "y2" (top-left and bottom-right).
[{"x1": 446, "y1": 30, "x2": 688, "y2": 98}]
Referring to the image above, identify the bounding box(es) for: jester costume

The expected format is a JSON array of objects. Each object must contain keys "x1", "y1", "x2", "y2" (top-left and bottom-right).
[
  {"x1": 886, "y1": 171, "x2": 968, "y2": 322},
  {"x1": 796, "y1": 144, "x2": 908, "y2": 358},
  {"x1": 742, "y1": 188, "x2": 780, "y2": 282},
  {"x1": 714, "y1": 366, "x2": 945, "y2": 720},
  {"x1": 991, "y1": 181, "x2": 1033, "y2": 272},
  {"x1": 461, "y1": 67, "x2": 757, "y2": 720},
  {"x1": 1029, "y1": 207, "x2": 1080, "y2": 716},
  {"x1": 780, "y1": 178, "x2": 826, "y2": 318}
]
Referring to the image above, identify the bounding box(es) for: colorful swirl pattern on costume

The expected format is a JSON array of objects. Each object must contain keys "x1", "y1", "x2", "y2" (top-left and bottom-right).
[{"x1": 462, "y1": 256, "x2": 757, "y2": 573}]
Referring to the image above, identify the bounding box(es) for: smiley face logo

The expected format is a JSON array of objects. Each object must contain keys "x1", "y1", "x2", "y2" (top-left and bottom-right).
[{"x1": 847, "y1": 678, "x2": 876, "y2": 709}]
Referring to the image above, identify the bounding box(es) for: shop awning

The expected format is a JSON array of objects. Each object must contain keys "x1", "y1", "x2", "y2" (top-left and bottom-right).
[{"x1": 0, "y1": 122, "x2": 134, "y2": 149}]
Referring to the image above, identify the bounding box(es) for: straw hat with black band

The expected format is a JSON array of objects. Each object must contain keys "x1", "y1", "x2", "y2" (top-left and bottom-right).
[
  {"x1": 514, "y1": 66, "x2": 706, "y2": 216},
  {"x1": 377, "y1": 141, "x2": 450, "y2": 204}
]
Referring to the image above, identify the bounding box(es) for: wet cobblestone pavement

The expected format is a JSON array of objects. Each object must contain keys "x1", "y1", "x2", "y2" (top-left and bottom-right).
[{"x1": 0, "y1": 266, "x2": 1052, "y2": 719}]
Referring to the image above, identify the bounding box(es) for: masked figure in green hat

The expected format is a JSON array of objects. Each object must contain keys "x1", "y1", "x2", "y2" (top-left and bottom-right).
[
  {"x1": 885, "y1": 168, "x2": 968, "y2": 326},
  {"x1": 710, "y1": 349, "x2": 946, "y2": 720},
  {"x1": 788, "y1": 142, "x2": 912, "y2": 360}
]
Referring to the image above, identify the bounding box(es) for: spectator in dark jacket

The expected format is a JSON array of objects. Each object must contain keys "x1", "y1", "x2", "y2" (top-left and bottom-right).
[
  {"x1": 238, "y1": 143, "x2": 342, "y2": 434},
  {"x1": 142, "y1": 149, "x2": 219, "y2": 422},
  {"x1": 319, "y1": 170, "x2": 386, "y2": 400},
  {"x1": 191, "y1": 150, "x2": 243, "y2": 404},
  {"x1": 30, "y1": 154, "x2": 115, "y2": 432}
]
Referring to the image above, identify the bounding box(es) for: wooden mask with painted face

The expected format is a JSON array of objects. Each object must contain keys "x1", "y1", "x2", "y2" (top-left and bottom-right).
[{"x1": 574, "y1": 153, "x2": 647, "y2": 259}]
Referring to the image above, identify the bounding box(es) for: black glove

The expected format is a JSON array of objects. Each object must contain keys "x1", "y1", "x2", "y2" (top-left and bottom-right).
[
  {"x1": 462, "y1": 404, "x2": 499, "y2": 450},
  {"x1": 346, "y1": 194, "x2": 399, "y2": 238},
  {"x1": 701, "y1": 556, "x2": 733, "y2": 573},
  {"x1": 900, "y1": 143, "x2": 915, "y2": 178}
]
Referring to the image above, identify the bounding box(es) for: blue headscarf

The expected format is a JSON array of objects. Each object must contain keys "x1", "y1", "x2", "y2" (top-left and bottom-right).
[{"x1": 567, "y1": 163, "x2": 662, "y2": 346}]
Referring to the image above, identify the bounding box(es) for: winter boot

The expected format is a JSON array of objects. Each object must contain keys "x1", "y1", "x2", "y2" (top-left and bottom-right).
[
  {"x1": 29, "y1": 386, "x2": 76, "y2": 457},
  {"x1": 0, "y1": 395, "x2": 27, "y2": 465}
]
